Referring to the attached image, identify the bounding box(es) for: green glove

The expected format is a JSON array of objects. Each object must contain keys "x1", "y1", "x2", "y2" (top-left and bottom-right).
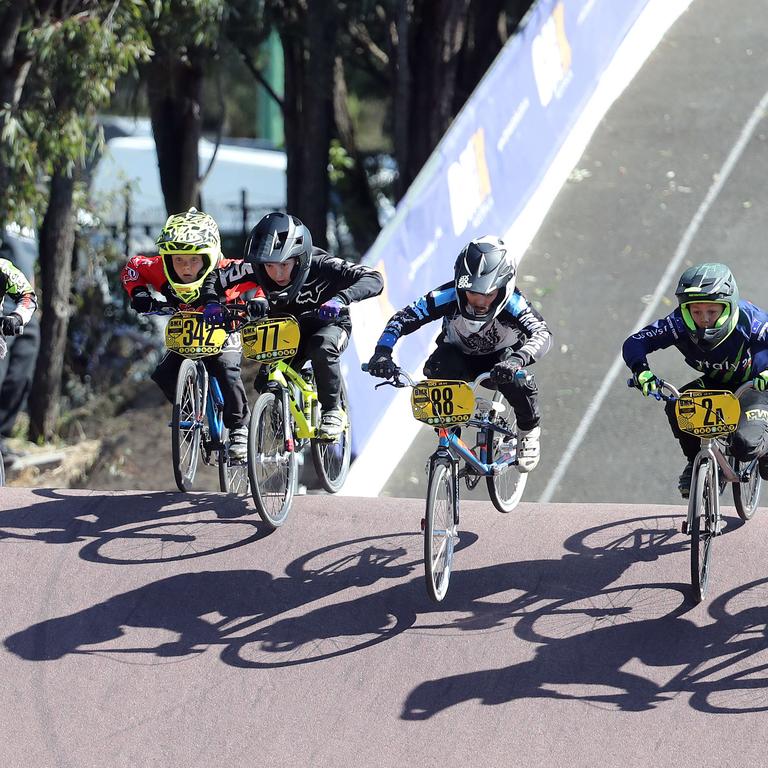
[
  {"x1": 753, "y1": 370, "x2": 768, "y2": 391},
  {"x1": 635, "y1": 369, "x2": 658, "y2": 397}
]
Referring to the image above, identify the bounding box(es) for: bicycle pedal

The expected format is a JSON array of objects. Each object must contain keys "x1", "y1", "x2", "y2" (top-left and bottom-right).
[
  {"x1": 420, "y1": 518, "x2": 426, "y2": 532},
  {"x1": 681, "y1": 520, "x2": 688, "y2": 535}
]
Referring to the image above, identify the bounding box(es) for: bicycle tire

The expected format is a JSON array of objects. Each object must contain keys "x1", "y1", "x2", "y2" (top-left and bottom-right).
[
  {"x1": 424, "y1": 460, "x2": 457, "y2": 602},
  {"x1": 171, "y1": 359, "x2": 203, "y2": 492},
  {"x1": 311, "y1": 378, "x2": 352, "y2": 493},
  {"x1": 485, "y1": 392, "x2": 527, "y2": 513},
  {"x1": 732, "y1": 456, "x2": 761, "y2": 521},
  {"x1": 690, "y1": 460, "x2": 716, "y2": 603},
  {"x1": 248, "y1": 390, "x2": 296, "y2": 529},
  {"x1": 216, "y1": 428, "x2": 250, "y2": 496}
]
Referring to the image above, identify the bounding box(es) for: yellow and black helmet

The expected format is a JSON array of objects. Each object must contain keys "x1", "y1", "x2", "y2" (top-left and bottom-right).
[{"x1": 156, "y1": 208, "x2": 222, "y2": 303}]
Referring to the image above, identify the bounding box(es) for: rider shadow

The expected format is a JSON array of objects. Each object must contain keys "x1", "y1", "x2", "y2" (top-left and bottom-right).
[
  {"x1": 0, "y1": 489, "x2": 261, "y2": 561},
  {"x1": 3, "y1": 562, "x2": 422, "y2": 667},
  {"x1": 402, "y1": 575, "x2": 768, "y2": 719}
]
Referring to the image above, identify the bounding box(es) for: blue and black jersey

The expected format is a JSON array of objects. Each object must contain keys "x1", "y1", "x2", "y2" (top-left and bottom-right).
[
  {"x1": 622, "y1": 300, "x2": 768, "y2": 385},
  {"x1": 377, "y1": 281, "x2": 552, "y2": 366}
]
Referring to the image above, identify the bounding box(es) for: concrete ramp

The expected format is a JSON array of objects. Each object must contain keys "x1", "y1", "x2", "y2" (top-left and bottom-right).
[{"x1": 1, "y1": 489, "x2": 768, "y2": 766}]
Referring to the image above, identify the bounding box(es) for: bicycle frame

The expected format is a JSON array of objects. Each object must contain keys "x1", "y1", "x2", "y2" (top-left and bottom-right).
[{"x1": 266, "y1": 360, "x2": 319, "y2": 441}]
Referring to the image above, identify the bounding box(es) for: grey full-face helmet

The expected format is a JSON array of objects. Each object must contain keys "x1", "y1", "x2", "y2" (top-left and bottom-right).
[
  {"x1": 244, "y1": 212, "x2": 313, "y2": 304},
  {"x1": 675, "y1": 263, "x2": 739, "y2": 350},
  {"x1": 454, "y1": 236, "x2": 515, "y2": 332}
]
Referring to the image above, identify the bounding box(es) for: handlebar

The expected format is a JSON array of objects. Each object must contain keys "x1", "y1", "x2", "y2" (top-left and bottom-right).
[
  {"x1": 627, "y1": 376, "x2": 755, "y2": 401},
  {"x1": 362, "y1": 363, "x2": 529, "y2": 391}
]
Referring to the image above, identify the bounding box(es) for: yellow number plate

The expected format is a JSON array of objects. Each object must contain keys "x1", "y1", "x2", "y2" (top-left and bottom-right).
[
  {"x1": 242, "y1": 317, "x2": 301, "y2": 362},
  {"x1": 165, "y1": 312, "x2": 228, "y2": 358},
  {"x1": 411, "y1": 380, "x2": 475, "y2": 427},
  {"x1": 675, "y1": 390, "x2": 741, "y2": 437}
]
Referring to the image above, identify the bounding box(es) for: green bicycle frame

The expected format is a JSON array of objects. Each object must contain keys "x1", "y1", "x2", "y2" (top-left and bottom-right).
[{"x1": 267, "y1": 360, "x2": 318, "y2": 440}]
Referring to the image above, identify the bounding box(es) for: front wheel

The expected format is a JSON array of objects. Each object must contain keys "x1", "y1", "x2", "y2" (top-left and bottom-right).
[
  {"x1": 732, "y1": 456, "x2": 761, "y2": 521},
  {"x1": 690, "y1": 460, "x2": 716, "y2": 603},
  {"x1": 171, "y1": 359, "x2": 204, "y2": 492},
  {"x1": 248, "y1": 390, "x2": 296, "y2": 529},
  {"x1": 424, "y1": 460, "x2": 458, "y2": 602},
  {"x1": 311, "y1": 379, "x2": 352, "y2": 493},
  {"x1": 485, "y1": 392, "x2": 527, "y2": 513}
]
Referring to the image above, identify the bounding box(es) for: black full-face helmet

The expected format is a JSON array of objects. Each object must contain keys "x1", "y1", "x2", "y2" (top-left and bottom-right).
[
  {"x1": 244, "y1": 212, "x2": 312, "y2": 304},
  {"x1": 454, "y1": 236, "x2": 516, "y2": 331},
  {"x1": 675, "y1": 262, "x2": 740, "y2": 350}
]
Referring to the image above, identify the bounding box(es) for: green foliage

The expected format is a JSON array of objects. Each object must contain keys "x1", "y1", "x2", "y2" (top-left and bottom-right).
[{"x1": 1, "y1": 2, "x2": 152, "y2": 225}]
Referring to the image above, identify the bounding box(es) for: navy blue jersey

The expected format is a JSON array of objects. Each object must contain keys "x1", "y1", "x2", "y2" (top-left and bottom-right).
[
  {"x1": 378, "y1": 281, "x2": 552, "y2": 365},
  {"x1": 622, "y1": 300, "x2": 768, "y2": 385}
]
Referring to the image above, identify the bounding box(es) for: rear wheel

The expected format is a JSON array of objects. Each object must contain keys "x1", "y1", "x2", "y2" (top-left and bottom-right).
[
  {"x1": 486, "y1": 392, "x2": 527, "y2": 512},
  {"x1": 732, "y1": 456, "x2": 761, "y2": 521},
  {"x1": 218, "y1": 427, "x2": 249, "y2": 496},
  {"x1": 171, "y1": 359, "x2": 203, "y2": 492},
  {"x1": 311, "y1": 378, "x2": 352, "y2": 493},
  {"x1": 248, "y1": 390, "x2": 296, "y2": 529},
  {"x1": 424, "y1": 460, "x2": 457, "y2": 602},
  {"x1": 690, "y1": 460, "x2": 716, "y2": 603}
]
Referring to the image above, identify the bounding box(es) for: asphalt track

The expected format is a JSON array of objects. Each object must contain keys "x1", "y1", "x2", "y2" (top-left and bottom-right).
[
  {"x1": 384, "y1": 0, "x2": 768, "y2": 506},
  {"x1": 6, "y1": 1, "x2": 768, "y2": 766},
  {"x1": 3, "y1": 488, "x2": 768, "y2": 767}
]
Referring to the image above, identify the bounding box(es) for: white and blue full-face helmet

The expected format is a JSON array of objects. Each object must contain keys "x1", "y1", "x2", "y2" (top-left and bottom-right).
[{"x1": 454, "y1": 235, "x2": 516, "y2": 332}]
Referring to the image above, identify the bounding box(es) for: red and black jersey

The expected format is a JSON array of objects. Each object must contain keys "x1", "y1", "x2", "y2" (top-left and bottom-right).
[{"x1": 120, "y1": 255, "x2": 263, "y2": 310}]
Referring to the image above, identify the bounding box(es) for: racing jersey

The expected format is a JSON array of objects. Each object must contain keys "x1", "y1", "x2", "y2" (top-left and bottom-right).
[
  {"x1": 622, "y1": 300, "x2": 768, "y2": 385},
  {"x1": 214, "y1": 248, "x2": 383, "y2": 332},
  {"x1": 377, "y1": 282, "x2": 553, "y2": 364},
  {"x1": 120, "y1": 255, "x2": 262, "y2": 310},
  {"x1": 0, "y1": 257, "x2": 36, "y2": 325}
]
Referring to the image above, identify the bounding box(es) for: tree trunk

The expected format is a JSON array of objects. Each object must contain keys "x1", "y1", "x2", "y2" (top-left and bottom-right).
[
  {"x1": 29, "y1": 169, "x2": 75, "y2": 442},
  {"x1": 332, "y1": 56, "x2": 380, "y2": 258},
  {"x1": 402, "y1": 0, "x2": 471, "y2": 191},
  {"x1": 280, "y1": 0, "x2": 338, "y2": 249},
  {"x1": 146, "y1": 50, "x2": 204, "y2": 217}
]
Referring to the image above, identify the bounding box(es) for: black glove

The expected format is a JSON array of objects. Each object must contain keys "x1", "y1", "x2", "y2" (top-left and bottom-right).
[
  {"x1": 247, "y1": 297, "x2": 270, "y2": 319},
  {"x1": 367, "y1": 346, "x2": 396, "y2": 379},
  {"x1": 0, "y1": 314, "x2": 22, "y2": 336},
  {"x1": 130, "y1": 292, "x2": 164, "y2": 314},
  {"x1": 490, "y1": 354, "x2": 525, "y2": 384}
]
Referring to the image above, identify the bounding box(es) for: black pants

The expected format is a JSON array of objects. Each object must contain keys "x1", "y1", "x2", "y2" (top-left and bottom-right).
[
  {"x1": 152, "y1": 349, "x2": 249, "y2": 430},
  {"x1": 423, "y1": 343, "x2": 540, "y2": 431},
  {"x1": 292, "y1": 323, "x2": 349, "y2": 411},
  {"x1": 664, "y1": 378, "x2": 768, "y2": 463},
  {"x1": 0, "y1": 315, "x2": 40, "y2": 438}
]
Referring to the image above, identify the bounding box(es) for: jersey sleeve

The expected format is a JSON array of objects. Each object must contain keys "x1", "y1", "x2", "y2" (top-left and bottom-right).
[
  {"x1": 0, "y1": 258, "x2": 36, "y2": 324},
  {"x1": 504, "y1": 291, "x2": 552, "y2": 365},
  {"x1": 317, "y1": 254, "x2": 384, "y2": 305},
  {"x1": 622, "y1": 314, "x2": 679, "y2": 373},
  {"x1": 120, "y1": 255, "x2": 166, "y2": 297},
  {"x1": 376, "y1": 283, "x2": 456, "y2": 349}
]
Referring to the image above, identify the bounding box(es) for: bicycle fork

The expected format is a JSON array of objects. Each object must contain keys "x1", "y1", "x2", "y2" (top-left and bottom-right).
[
  {"x1": 422, "y1": 450, "x2": 461, "y2": 532},
  {"x1": 685, "y1": 447, "x2": 721, "y2": 536}
]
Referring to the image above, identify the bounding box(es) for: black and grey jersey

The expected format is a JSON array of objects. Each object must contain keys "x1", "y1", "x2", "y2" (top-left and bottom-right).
[
  {"x1": 212, "y1": 248, "x2": 383, "y2": 331},
  {"x1": 378, "y1": 281, "x2": 552, "y2": 365}
]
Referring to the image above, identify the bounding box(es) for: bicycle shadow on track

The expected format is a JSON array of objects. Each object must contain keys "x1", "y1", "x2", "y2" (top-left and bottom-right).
[
  {"x1": 402, "y1": 576, "x2": 768, "y2": 718},
  {"x1": 0, "y1": 489, "x2": 265, "y2": 563},
  {"x1": 3, "y1": 528, "x2": 479, "y2": 668}
]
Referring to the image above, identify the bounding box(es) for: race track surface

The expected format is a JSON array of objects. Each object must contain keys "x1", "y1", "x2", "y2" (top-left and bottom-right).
[{"x1": 2, "y1": 488, "x2": 768, "y2": 767}]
